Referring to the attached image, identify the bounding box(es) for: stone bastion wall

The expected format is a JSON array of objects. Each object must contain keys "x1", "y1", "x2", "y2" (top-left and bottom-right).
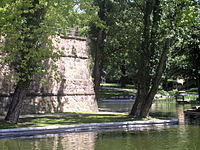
[{"x1": 0, "y1": 35, "x2": 98, "y2": 115}]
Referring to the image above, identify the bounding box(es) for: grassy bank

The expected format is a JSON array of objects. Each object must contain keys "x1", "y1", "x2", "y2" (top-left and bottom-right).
[
  {"x1": 0, "y1": 113, "x2": 153, "y2": 129},
  {"x1": 99, "y1": 88, "x2": 135, "y2": 100},
  {"x1": 100, "y1": 83, "x2": 135, "y2": 89},
  {"x1": 99, "y1": 83, "x2": 136, "y2": 100}
]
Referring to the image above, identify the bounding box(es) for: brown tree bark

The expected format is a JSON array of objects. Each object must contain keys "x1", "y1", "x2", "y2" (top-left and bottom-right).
[
  {"x1": 130, "y1": 40, "x2": 170, "y2": 117},
  {"x1": 129, "y1": 0, "x2": 154, "y2": 117},
  {"x1": 197, "y1": 74, "x2": 200, "y2": 101},
  {"x1": 195, "y1": 65, "x2": 200, "y2": 101},
  {"x1": 193, "y1": 41, "x2": 200, "y2": 101},
  {"x1": 93, "y1": 29, "x2": 104, "y2": 96},
  {"x1": 138, "y1": 40, "x2": 170, "y2": 117},
  {"x1": 92, "y1": 1, "x2": 106, "y2": 97},
  {"x1": 4, "y1": 0, "x2": 46, "y2": 123},
  {"x1": 5, "y1": 80, "x2": 30, "y2": 123},
  {"x1": 120, "y1": 60, "x2": 127, "y2": 88},
  {"x1": 129, "y1": 0, "x2": 170, "y2": 118}
]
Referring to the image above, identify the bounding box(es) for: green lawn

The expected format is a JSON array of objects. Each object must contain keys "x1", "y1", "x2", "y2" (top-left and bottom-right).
[
  {"x1": 99, "y1": 83, "x2": 136, "y2": 100},
  {"x1": 100, "y1": 83, "x2": 135, "y2": 89},
  {"x1": 1, "y1": 84, "x2": 197, "y2": 129},
  {"x1": 99, "y1": 88, "x2": 135, "y2": 100},
  {"x1": 0, "y1": 113, "x2": 150, "y2": 129},
  {"x1": 186, "y1": 88, "x2": 198, "y2": 94}
]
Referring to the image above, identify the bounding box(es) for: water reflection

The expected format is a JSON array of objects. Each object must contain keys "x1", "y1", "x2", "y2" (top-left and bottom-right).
[
  {"x1": 0, "y1": 132, "x2": 97, "y2": 150},
  {"x1": 95, "y1": 126, "x2": 200, "y2": 150},
  {"x1": 99, "y1": 100, "x2": 193, "y2": 122},
  {"x1": 1, "y1": 101, "x2": 200, "y2": 150},
  {"x1": 1, "y1": 125, "x2": 200, "y2": 150},
  {"x1": 98, "y1": 103, "x2": 133, "y2": 112},
  {"x1": 177, "y1": 105, "x2": 185, "y2": 124},
  {"x1": 150, "y1": 101, "x2": 178, "y2": 118},
  {"x1": 99, "y1": 100, "x2": 199, "y2": 126}
]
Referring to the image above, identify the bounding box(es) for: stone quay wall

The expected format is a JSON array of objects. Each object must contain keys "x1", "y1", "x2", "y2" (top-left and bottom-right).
[{"x1": 0, "y1": 35, "x2": 98, "y2": 115}]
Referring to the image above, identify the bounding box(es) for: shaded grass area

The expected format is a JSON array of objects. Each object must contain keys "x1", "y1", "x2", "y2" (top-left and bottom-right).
[
  {"x1": 186, "y1": 88, "x2": 198, "y2": 93},
  {"x1": 100, "y1": 83, "x2": 135, "y2": 89},
  {"x1": 0, "y1": 113, "x2": 148, "y2": 129},
  {"x1": 183, "y1": 94, "x2": 198, "y2": 101},
  {"x1": 100, "y1": 83, "x2": 199, "y2": 101},
  {"x1": 99, "y1": 83, "x2": 136, "y2": 100},
  {"x1": 155, "y1": 88, "x2": 198, "y2": 102},
  {"x1": 99, "y1": 88, "x2": 135, "y2": 100},
  {"x1": 149, "y1": 112, "x2": 177, "y2": 120}
]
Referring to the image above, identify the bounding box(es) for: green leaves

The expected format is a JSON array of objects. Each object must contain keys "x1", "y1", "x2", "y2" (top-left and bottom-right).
[
  {"x1": 0, "y1": 0, "x2": 98, "y2": 82},
  {"x1": 164, "y1": 0, "x2": 200, "y2": 79}
]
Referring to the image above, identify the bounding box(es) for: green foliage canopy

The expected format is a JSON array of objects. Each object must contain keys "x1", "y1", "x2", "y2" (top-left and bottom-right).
[{"x1": 0, "y1": 0, "x2": 99, "y2": 82}]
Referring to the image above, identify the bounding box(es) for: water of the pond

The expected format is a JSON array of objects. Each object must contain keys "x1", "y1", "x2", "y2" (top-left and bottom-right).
[{"x1": 1, "y1": 101, "x2": 200, "y2": 150}]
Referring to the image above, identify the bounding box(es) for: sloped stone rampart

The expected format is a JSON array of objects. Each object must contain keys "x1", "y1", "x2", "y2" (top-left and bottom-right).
[{"x1": 0, "y1": 36, "x2": 98, "y2": 115}]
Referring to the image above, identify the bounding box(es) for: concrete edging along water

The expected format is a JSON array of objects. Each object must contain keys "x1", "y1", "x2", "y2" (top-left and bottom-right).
[{"x1": 0, "y1": 119, "x2": 178, "y2": 139}]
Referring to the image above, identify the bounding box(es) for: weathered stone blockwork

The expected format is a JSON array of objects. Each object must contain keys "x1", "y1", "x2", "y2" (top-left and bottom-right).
[{"x1": 0, "y1": 36, "x2": 98, "y2": 115}]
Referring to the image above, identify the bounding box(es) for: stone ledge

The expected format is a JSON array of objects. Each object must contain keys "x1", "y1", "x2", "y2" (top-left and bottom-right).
[{"x1": 0, "y1": 119, "x2": 178, "y2": 139}]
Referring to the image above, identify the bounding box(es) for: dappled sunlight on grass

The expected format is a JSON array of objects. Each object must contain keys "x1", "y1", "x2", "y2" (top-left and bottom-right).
[
  {"x1": 0, "y1": 113, "x2": 145, "y2": 129},
  {"x1": 100, "y1": 83, "x2": 135, "y2": 89},
  {"x1": 99, "y1": 83, "x2": 136, "y2": 100},
  {"x1": 99, "y1": 88, "x2": 135, "y2": 100}
]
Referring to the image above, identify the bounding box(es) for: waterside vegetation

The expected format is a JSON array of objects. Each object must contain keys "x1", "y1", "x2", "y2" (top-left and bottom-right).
[{"x1": 0, "y1": 113, "x2": 154, "y2": 129}]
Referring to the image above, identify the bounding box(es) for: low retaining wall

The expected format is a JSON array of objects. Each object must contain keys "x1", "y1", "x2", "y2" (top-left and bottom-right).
[{"x1": 0, "y1": 119, "x2": 179, "y2": 139}]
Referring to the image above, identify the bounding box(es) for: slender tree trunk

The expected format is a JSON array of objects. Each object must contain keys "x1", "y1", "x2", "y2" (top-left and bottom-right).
[
  {"x1": 130, "y1": 39, "x2": 170, "y2": 117},
  {"x1": 92, "y1": 1, "x2": 106, "y2": 97},
  {"x1": 4, "y1": 0, "x2": 46, "y2": 123},
  {"x1": 129, "y1": 0, "x2": 171, "y2": 118},
  {"x1": 129, "y1": 0, "x2": 154, "y2": 117},
  {"x1": 120, "y1": 60, "x2": 127, "y2": 88},
  {"x1": 139, "y1": 40, "x2": 170, "y2": 117},
  {"x1": 5, "y1": 80, "x2": 30, "y2": 123},
  {"x1": 193, "y1": 44, "x2": 200, "y2": 101},
  {"x1": 93, "y1": 30, "x2": 104, "y2": 96},
  {"x1": 130, "y1": 82, "x2": 149, "y2": 117},
  {"x1": 196, "y1": 71, "x2": 200, "y2": 101}
]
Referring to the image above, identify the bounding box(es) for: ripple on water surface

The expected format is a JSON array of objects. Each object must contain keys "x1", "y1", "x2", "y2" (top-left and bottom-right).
[{"x1": 1, "y1": 125, "x2": 200, "y2": 150}]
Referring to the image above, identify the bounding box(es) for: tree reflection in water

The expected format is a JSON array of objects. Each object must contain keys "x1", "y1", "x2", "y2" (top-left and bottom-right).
[{"x1": 0, "y1": 132, "x2": 98, "y2": 150}]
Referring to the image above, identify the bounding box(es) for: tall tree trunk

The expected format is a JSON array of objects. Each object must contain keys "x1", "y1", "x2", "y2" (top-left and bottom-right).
[
  {"x1": 130, "y1": 39, "x2": 170, "y2": 117},
  {"x1": 139, "y1": 39, "x2": 170, "y2": 117},
  {"x1": 129, "y1": 0, "x2": 154, "y2": 117},
  {"x1": 129, "y1": 0, "x2": 171, "y2": 118},
  {"x1": 196, "y1": 70, "x2": 200, "y2": 101},
  {"x1": 130, "y1": 82, "x2": 149, "y2": 117},
  {"x1": 193, "y1": 39, "x2": 200, "y2": 101},
  {"x1": 93, "y1": 29, "x2": 104, "y2": 97},
  {"x1": 5, "y1": 80, "x2": 30, "y2": 123},
  {"x1": 120, "y1": 60, "x2": 127, "y2": 88},
  {"x1": 92, "y1": 1, "x2": 106, "y2": 97},
  {"x1": 4, "y1": 0, "x2": 46, "y2": 123}
]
